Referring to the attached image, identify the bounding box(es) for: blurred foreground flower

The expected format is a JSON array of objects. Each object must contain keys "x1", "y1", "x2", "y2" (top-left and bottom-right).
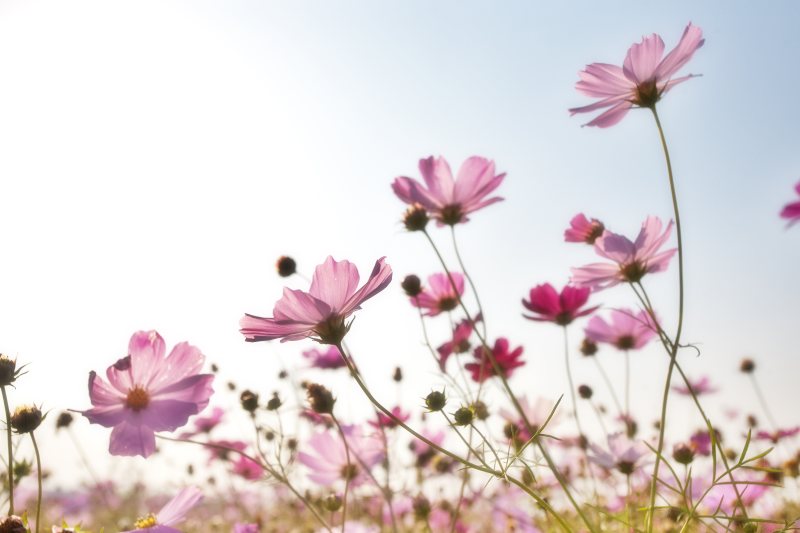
[
  {"x1": 571, "y1": 216, "x2": 676, "y2": 290},
  {"x1": 780, "y1": 181, "x2": 800, "y2": 226},
  {"x1": 81, "y1": 331, "x2": 214, "y2": 457},
  {"x1": 569, "y1": 22, "x2": 704, "y2": 127},
  {"x1": 123, "y1": 486, "x2": 202, "y2": 532},
  {"x1": 392, "y1": 156, "x2": 505, "y2": 225},
  {"x1": 240, "y1": 256, "x2": 392, "y2": 344}
]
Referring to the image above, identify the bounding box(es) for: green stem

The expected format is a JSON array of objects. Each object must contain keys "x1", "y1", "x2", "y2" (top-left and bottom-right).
[
  {"x1": 330, "y1": 414, "x2": 352, "y2": 532},
  {"x1": 646, "y1": 106, "x2": 686, "y2": 533},
  {"x1": 31, "y1": 431, "x2": 42, "y2": 533},
  {"x1": 1, "y1": 386, "x2": 12, "y2": 515}
]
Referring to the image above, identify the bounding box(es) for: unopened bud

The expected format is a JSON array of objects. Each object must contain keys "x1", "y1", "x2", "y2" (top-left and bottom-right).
[
  {"x1": 740, "y1": 358, "x2": 755, "y2": 373},
  {"x1": 276, "y1": 256, "x2": 297, "y2": 277},
  {"x1": 306, "y1": 383, "x2": 335, "y2": 415},
  {"x1": 266, "y1": 393, "x2": 282, "y2": 411},
  {"x1": 580, "y1": 339, "x2": 598, "y2": 357},
  {"x1": 403, "y1": 204, "x2": 429, "y2": 232},
  {"x1": 401, "y1": 275, "x2": 422, "y2": 297},
  {"x1": 424, "y1": 391, "x2": 446, "y2": 412},
  {"x1": 453, "y1": 406, "x2": 474, "y2": 426},
  {"x1": 0, "y1": 355, "x2": 19, "y2": 387},
  {"x1": 392, "y1": 367, "x2": 403, "y2": 382},
  {"x1": 672, "y1": 443, "x2": 695, "y2": 465},
  {"x1": 412, "y1": 495, "x2": 431, "y2": 520},
  {"x1": 240, "y1": 390, "x2": 259, "y2": 413},
  {"x1": 578, "y1": 385, "x2": 593, "y2": 399},
  {"x1": 323, "y1": 494, "x2": 342, "y2": 512},
  {"x1": 11, "y1": 405, "x2": 43, "y2": 434},
  {"x1": 55, "y1": 411, "x2": 74, "y2": 430}
]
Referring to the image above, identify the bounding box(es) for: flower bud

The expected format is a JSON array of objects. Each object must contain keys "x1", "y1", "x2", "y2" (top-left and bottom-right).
[
  {"x1": 306, "y1": 383, "x2": 335, "y2": 415},
  {"x1": 672, "y1": 443, "x2": 695, "y2": 465},
  {"x1": 276, "y1": 256, "x2": 297, "y2": 278},
  {"x1": 323, "y1": 494, "x2": 342, "y2": 512},
  {"x1": 392, "y1": 367, "x2": 403, "y2": 382},
  {"x1": 403, "y1": 204, "x2": 429, "y2": 232},
  {"x1": 453, "y1": 406, "x2": 474, "y2": 426},
  {"x1": 740, "y1": 358, "x2": 755, "y2": 373},
  {"x1": 473, "y1": 401, "x2": 489, "y2": 421},
  {"x1": 0, "y1": 516, "x2": 26, "y2": 533},
  {"x1": 580, "y1": 339, "x2": 598, "y2": 357},
  {"x1": 578, "y1": 384, "x2": 593, "y2": 399},
  {"x1": 0, "y1": 355, "x2": 19, "y2": 387},
  {"x1": 424, "y1": 391, "x2": 446, "y2": 412},
  {"x1": 412, "y1": 495, "x2": 431, "y2": 520},
  {"x1": 266, "y1": 393, "x2": 282, "y2": 411},
  {"x1": 239, "y1": 390, "x2": 259, "y2": 413},
  {"x1": 10, "y1": 405, "x2": 43, "y2": 434},
  {"x1": 401, "y1": 275, "x2": 422, "y2": 297},
  {"x1": 55, "y1": 412, "x2": 74, "y2": 430}
]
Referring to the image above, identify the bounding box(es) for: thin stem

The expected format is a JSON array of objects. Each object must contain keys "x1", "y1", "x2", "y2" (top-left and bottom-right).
[
  {"x1": 591, "y1": 357, "x2": 624, "y2": 417},
  {"x1": 749, "y1": 375, "x2": 779, "y2": 430},
  {"x1": 421, "y1": 230, "x2": 596, "y2": 533},
  {"x1": 563, "y1": 328, "x2": 585, "y2": 441},
  {"x1": 625, "y1": 350, "x2": 630, "y2": 421},
  {"x1": 31, "y1": 431, "x2": 42, "y2": 533},
  {"x1": 330, "y1": 414, "x2": 352, "y2": 532},
  {"x1": 646, "y1": 106, "x2": 686, "y2": 533},
  {"x1": 1, "y1": 386, "x2": 12, "y2": 514},
  {"x1": 450, "y1": 226, "x2": 487, "y2": 339}
]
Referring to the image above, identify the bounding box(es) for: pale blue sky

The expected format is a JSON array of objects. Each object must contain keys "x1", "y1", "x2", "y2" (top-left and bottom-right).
[{"x1": 0, "y1": 1, "x2": 798, "y2": 488}]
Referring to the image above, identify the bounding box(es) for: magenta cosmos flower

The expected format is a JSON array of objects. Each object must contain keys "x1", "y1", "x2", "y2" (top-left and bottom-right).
[
  {"x1": 123, "y1": 486, "x2": 202, "y2": 532},
  {"x1": 522, "y1": 283, "x2": 598, "y2": 326},
  {"x1": 240, "y1": 256, "x2": 392, "y2": 345},
  {"x1": 392, "y1": 156, "x2": 505, "y2": 225},
  {"x1": 571, "y1": 216, "x2": 676, "y2": 290},
  {"x1": 465, "y1": 338, "x2": 525, "y2": 383},
  {"x1": 436, "y1": 314, "x2": 481, "y2": 371},
  {"x1": 781, "y1": 181, "x2": 800, "y2": 226},
  {"x1": 570, "y1": 23, "x2": 704, "y2": 127},
  {"x1": 81, "y1": 331, "x2": 214, "y2": 458},
  {"x1": 585, "y1": 309, "x2": 656, "y2": 351},
  {"x1": 298, "y1": 425, "x2": 384, "y2": 487},
  {"x1": 565, "y1": 213, "x2": 605, "y2": 244},
  {"x1": 302, "y1": 346, "x2": 347, "y2": 370},
  {"x1": 411, "y1": 272, "x2": 465, "y2": 317}
]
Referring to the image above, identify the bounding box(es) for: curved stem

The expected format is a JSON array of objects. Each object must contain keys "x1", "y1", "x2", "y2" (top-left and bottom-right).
[
  {"x1": 31, "y1": 431, "x2": 42, "y2": 533},
  {"x1": 1, "y1": 386, "x2": 13, "y2": 515},
  {"x1": 646, "y1": 106, "x2": 686, "y2": 533},
  {"x1": 749, "y1": 375, "x2": 779, "y2": 430},
  {"x1": 330, "y1": 415, "x2": 352, "y2": 532},
  {"x1": 450, "y1": 226, "x2": 487, "y2": 339}
]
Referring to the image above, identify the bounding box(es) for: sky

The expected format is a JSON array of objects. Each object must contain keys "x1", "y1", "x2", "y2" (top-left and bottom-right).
[{"x1": 0, "y1": 0, "x2": 798, "y2": 489}]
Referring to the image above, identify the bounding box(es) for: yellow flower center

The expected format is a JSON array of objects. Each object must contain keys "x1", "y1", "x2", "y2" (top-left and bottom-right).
[{"x1": 134, "y1": 513, "x2": 158, "y2": 528}]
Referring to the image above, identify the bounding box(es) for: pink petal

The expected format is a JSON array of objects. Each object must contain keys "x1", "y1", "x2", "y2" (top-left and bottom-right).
[
  {"x1": 654, "y1": 23, "x2": 705, "y2": 80},
  {"x1": 87, "y1": 371, "x2": 125, "y2": 405},
  {"x1": 569, "y1": 93, "x2": 630, "y2": 116},
  {"x1": 273, "y1": 287, "x2": 331, "y2": 324},
  {"x1": 623, "y1": 33, "x2": 665, "y2": 83},
  {"x1": 109, "y1": 421, "x2": 156, "y2": 457},
  {"x1": 309, "y1": 256, "x2": 361, "y2": 313},
  {"x1": 152, "y1": 374, "x2": 214, "y2": 406},
  {"x1": 129, "y1": 330, "x2": 167, "y2": 388},
  {"x1": 419, "y1": 156, "x2": 455, "y2": 202},
  {"x1": 582, "y1": 100, "x2": 633, "y2": 128},
  {"x1": 522, "y1": 284, "x2": 560, "y2": 318},
  {"x1": 341, "y1": 257, "x2": 393, "y2": 316},
  {"x1": 570, "y1": 262, "x2": 621, "y2": 289},
  {"x1": 239, "y1": 314, "x2": 314, "y2": 342},
  {"x1": 391, "y1": 176, "x2": 442, "y2": 211},
  {"x1": 595, "y1": 232, "x2": 635, "y2": 263},
  {"x1": 575, "y1": 63, "x2": 634, "y2": 97},
  {"x1": 157, "y1": 486, "x2": 203, "y2": 526},
  {"x1": 560, "y1": 285, "x2": 591, "y2": 314}
]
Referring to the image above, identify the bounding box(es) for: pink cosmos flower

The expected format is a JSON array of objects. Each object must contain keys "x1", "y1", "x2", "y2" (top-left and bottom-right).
[
  {"x1": 780, "y1": 181, "x2": 800, "y2": 226},
  {"x1": 672, "y1": 376, "x2": 717, "y2": 396},
  {"x1": 522, "y1": 283, "x2": 598, "y2": 326},
  {"x1": 232, "y1": 454, "x2": 264, "y2": 480},
  {"x1": 368, "y1": 406, "x2": 410, "y2": 430},
  {"x1": 205, "y1": 439, "x2": 248, "y2": 464},
  {"x1": 81, "y1": 331, "x2": 215, "y2": 458},
  {"x1": 411, "y1": 272, "x2": 465, "y2": 317},
  {"x1": 570, "y1": 23, "x2": 704, "y2": 127},
  {"x1": 689, "y1": 429, "x2": 718, "y2": 456},
  {"x1": 465, "y1": 338, "x2": 525, "y2": 383},
  {"x1": 302, "y1": 346, "x2": 346, "y2": 370},
  {"x1": 240, "y1": 256, "x2": 392, "y2": 344},
  {"x1": 122, "y1": 486, "x2": 202, "y2": 532},
  {"x1": 571, "y1": 216, "x2": 676, "y2": 290},
  {"x1": 178, "y1": 406, "x2": 224, "y2": 438},
  {"x1": 298, "y1": 426, "x2": 385, "y2": 487},
  {"x1": 754, "y1": 427, "x2": 800, "y2": 444},
  {"x1": 436, "y1": 314, "x2": 481, "y2": 371},
  {"x1": 588, "y1": 433, "x2": 648, "y2": 475},
  {"x1": 392, "y1": 155, "x2": 505, "y2": 225},
  {"x1": 565, "y1": 214, "x2": 605, "y2": 244},
  {"x1": 585, "y1": 309, "x2": 657, "y2": 350}
]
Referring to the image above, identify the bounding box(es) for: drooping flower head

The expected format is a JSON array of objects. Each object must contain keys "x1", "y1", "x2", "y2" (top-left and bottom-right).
[
  {"x1": 81, "y1": 331, "x2": 215, "y2": 458},
  {"x1": 565, "y1": 214, "x2": 605, "y2": 244},
  {"x1": 570, "y1": 23, "x2": 705, "y2": 127},
  {"x1": 436, "y1": 314, "x2": 481, "y2": 371},
  {"x1": 522, "y1": 283, "x2": 598, "y2": 326},
  {"x1": 571, "y1": 216, "x2": 676, "y2": 290},
  {"x1": 240, "y1": 256, "x2": 392, "y2": 345},
  {"x1": 585, "y1": 309, "x2": 657, "y2": 351},
  {"x1": 392, "y1": 156, "x2": 505, "y2": 225},
  {"x1": 410, "y1": 272, "x2": 465, "y2": 317},
  {"x1": 465, "y1": 338, "x2": 525, "y2": 383},
  {"x1": 302, "y1": 346, "x2": 347, "y2": 370},
  {"x1": 780, "y1": 181, "x2": 800, "y2": 227},
  {"x1": 123, "y1": 486, "x2": 203, "y2": 532},
  {"x1": 297, "y1": 425, "x2": 385, "y2": 487}
]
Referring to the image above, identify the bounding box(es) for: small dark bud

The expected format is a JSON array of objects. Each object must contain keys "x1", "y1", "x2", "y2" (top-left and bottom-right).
[
  {"x1": 580, "y1": 339, "x2": 598, "y2": 357},
  {"x1": 521, "y1": 467, "x2": 535, "y2": 486},
  {"x1": 725, "y1": 448, "x2": 737, "y2": 461},
  {"x1": 13, "y1": 459, "x2": 32, "y2": 480},
  {"x1": 266, "y1": 393, "x2": 282, "y2": 411},
  {"x1": 412, "y1": 495, "x2": 431, "y2": 520},
  {"x1": 740, "y1": 358, "x2": 755, "y2": 373},
  {"x1": 0, "y1": 355, "x2": 19, "y2": 387},
  {"x1": 578, "y1": 385, "x2": 593, "y2": 399},
  {"x1": 287, "y1": 438, "x2": 298, "y2": 451},
  {"x1": 503, "y1": 422, "x2": 518, "y2": 440},
  {"x1": 473, "y1": 401, "x2": 489, "y2": 421},
  {"x1": 453, "y1": 406, "x2": 474, "y2": 426},
  {"x1": 0, "y1": 516, "x2": 26, "y2": 533},
  {"x1": 401, "y1": 275, "x2": 422, "y2": 297},
  {"x1": 392, "y1": 367, "x2": 403, "y2": 382},
  {"x1": 187, "y1": 464, "x2": 194, "y2": 476},
  {"x1": 278, "y1": 370, "x2": 288, "y2": 379},
  {"x1": 746, "y1": 414, "x2": 758, "y2": 427},
  {"x1": 403, "y1": 204, "x2": 430, "y2": 232},
  {"x1": 672, "y1": 443, "x2": 695, "y2": 465},
  {"x1": 240, "y1": 390, "x2": 259, "y2": 413},
  {"x1": 783, "y1": 458, "x2": 799, "y2": 478},
  {"x1": 276, "y1": 256, "x2": 297, "y2": 277},
  {"x1": 10, "y1": 405, "x2": 43, "y2": 434},
  {"x1": 226, "y1": 381, "x2": 236, "y2": 391},
  {"x1": 323, "y1": 494, "x2": 342, "y2": 512},
  {"x1": 55, "y1": 411, "x2": 74, "y2": 430},
  {"x1": 306, "y1": 383, "x2": 335, "y2": 415},
  {"x1": 625, "y1": 418, "x2": 638, "y2": 438},
  {"x1": 424, "y1": 391, "x2": 447, "y2": 412},
  {"x1": 577, "y1": 435, "x2": 588, "y2": 450},
  {"x1": 300, "y1": 380, "x2": 309, "y2": 390},
  {"x1": 264, "y1": 430, "x2": 275, "y2": 441},
  {"x1": 617, "y1": 460, "x2": 635, "y2": 475},
  {"x1": 210, "y1": 363, "x2": 219, "y2": 373},
  {"x1": 667, "y1": 507, "x2": 682, "y2": 522}
]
